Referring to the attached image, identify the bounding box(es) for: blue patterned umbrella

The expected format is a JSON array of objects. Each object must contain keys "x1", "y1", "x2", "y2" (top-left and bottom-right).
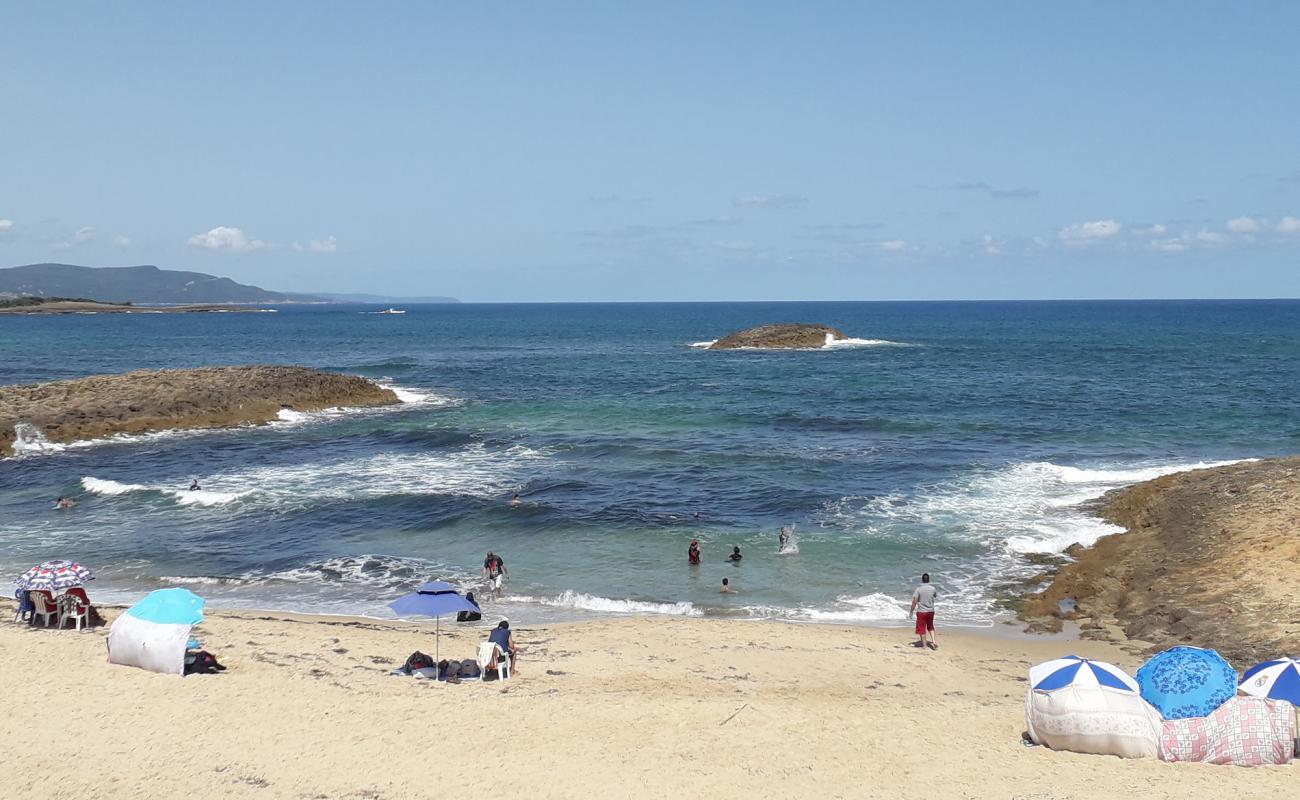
[
  {"x1": 1137, "y1": 646, "x2": 1237, "y2": 719},
  {"x1": 1238, "y1": 657, "x2": 1300, "y2": 704},
  {"x1": 15, "y1": 560, "x2": 96, "y2": 592}
]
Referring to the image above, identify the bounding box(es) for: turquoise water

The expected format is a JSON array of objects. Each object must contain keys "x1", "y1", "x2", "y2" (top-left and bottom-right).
[{"x1": 2, "y1": 300, "x2": 1297, "y2": 625}]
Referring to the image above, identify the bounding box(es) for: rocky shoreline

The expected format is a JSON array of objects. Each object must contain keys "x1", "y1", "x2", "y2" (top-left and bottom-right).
[
  {"x1": 1021, "y1": 457, "x2": 1300, "y2": 663},
  {"x1": 0, "y1": 366, "x2": 399, "y2": 455}
]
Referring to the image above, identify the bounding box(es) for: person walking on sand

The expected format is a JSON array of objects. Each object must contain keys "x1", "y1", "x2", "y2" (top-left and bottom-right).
[{"x1": 909, "y1": 572, "x2": 938, "y2": 650}]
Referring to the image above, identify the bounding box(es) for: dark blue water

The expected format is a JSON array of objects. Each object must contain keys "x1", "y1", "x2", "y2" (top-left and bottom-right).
[{"x1": 2, "y1": 301, "x2": 1297, "y2": 625}]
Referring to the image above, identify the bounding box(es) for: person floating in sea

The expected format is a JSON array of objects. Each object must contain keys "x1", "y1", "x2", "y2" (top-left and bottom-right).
[
  {"x1": 692, "y1": 511, "x2": 702, "y2": 521},
  {"x1": 720, "y1": 578, "x2": 733, "y2": 593},
  {"x1": 909, "y1": 572, "x2": 938, "y2": 651},
  {"x1": 687, "y1": 539, "x2": 701, "y2": 565},
  {"x1": 778, "y1": 526, "x2": 790, "y2": 550},
  {"x1": 511, "y1": 493, "x2": 521, "y2": 508},
  {"x1": 483, "y1": 551, "x2": 508, "y2": 595},
  {"x1": 189, "y1": 479, "x2": 201, "y2": 491},
  {"x1": 727, "y1": 546, "x2": 742, "y2": 563},
  {"x1": 54, "y1": 496, "x2": 77, "y2": 509}
]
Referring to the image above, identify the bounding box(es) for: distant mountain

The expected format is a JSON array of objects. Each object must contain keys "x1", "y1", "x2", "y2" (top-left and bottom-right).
[
  {"x1": 0, "y1": 263, "x2": 317, "y2": 304},
  {"x1": 302, "y1": 291, "x2": 459, "y2": 304}
]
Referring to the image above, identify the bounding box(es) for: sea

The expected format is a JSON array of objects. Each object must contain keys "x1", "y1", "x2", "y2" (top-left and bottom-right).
[{"x1": 2, "y1": 300, "x2": 1297, "y2": 627}]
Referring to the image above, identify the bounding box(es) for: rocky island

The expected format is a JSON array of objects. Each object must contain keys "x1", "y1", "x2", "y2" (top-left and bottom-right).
[
  {"x1": 709, "y1": 323, "x2": 849, "y2": 349},
  {"x1": 1, "y1": 366, "x2": 399, "y2": 456},
  {"x1": 1022, "y1": 457, "x2": 1300, "y2": 663}
]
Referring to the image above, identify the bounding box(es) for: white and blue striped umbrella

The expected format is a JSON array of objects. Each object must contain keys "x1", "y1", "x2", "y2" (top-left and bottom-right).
[
  {"x1": 1029, "y1": 655, "x2": 1140, "y2": 693},
  {"x1": 1239, "y1": 657, "x2": 1300, "y2": 704},
  {"x1": 15, "y1": 560, "x2": 95, "y2": 592}
]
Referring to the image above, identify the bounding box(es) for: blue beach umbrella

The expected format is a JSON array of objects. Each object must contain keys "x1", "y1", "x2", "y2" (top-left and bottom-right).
[
  {"x1": 1238, "y1": 657, "x2": 1300, "y2": 704},
  {"x1": 126, "y1": 587, "x2": 206, "y2": 625},
  {"x1": 389, "y1": 581, "x2": 481, "y2": 662},
  {"x1": 1137, "y1": 646, "x2": 1237, "y2": 720},
  {"x1": 1029, "y1": 655, "x2": 1140, "y2": 693}
]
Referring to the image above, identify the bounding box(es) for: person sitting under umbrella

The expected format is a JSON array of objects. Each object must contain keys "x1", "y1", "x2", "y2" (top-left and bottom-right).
[{"x1": 456, "y1": 591, "x2": 482, "y2": 622}]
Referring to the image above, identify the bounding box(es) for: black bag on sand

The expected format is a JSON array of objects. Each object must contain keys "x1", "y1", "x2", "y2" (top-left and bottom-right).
[
  {"x1": 404, "y1": 651, "x2": 434, "y2": 673},
  {"x1": 185, "y1": 651, "x2": 226, "y2": 675}
]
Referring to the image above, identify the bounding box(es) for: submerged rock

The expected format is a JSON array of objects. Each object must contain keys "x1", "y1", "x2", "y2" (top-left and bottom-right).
[{"x1": 709, "y1": 323, "x2": 848, "y2": 350}]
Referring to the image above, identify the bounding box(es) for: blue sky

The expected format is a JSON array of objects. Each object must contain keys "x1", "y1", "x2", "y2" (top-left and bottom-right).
[{"x1": 2, "y1": 2, "x2": 1298, "y2": 301}]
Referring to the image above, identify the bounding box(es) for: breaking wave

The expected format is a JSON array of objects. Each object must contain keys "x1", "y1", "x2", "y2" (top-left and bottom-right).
[{"x1": 506, "y1": 590, "x2": 703, "y2": 617}]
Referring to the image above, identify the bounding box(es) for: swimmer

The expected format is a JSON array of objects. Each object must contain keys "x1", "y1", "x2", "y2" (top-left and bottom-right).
[
  {"x1": 720, "y1": 578, "x2": 732, "y2": 593},
  {"x1": 54, "y1": 496, "x2": 77, "y2": 509},
  {"x1": 727, "y1": 546, "x2": 742, "y2": 563},
  {"x1": 687, "y1": 539, "x2": 701, "y2": 565},
  {"x1": 189, "y1": 479, "x2": 201, "y2": 491},
  {"x1": 692, "y1": 511, "x2": 701, "y2": 521},
  {"x1": 778, "y1": 526, "x2": 790, "y2": 550},
  {"x1": 511, "y1": 493, "x2": 521, "y2": 508}
]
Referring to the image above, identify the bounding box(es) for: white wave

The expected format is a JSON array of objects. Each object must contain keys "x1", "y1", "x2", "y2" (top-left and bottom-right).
[
  {"x1": 688, "y1": 340, "x2": 718, "y2": 348},
  {"x1": 807, "y1": 592, "x2": 909, "y2": 621},
  {"x1": 82, "y1": 476, "x2": 251, "y2": 506},
  {"x1": 158, "y1": 575, "x2": 248, "y2": 586},
  {"x1": 377, "y1": 383, "x2": 457, "y2": 407},
  {"x1": 821, "y1": 334, "x2": 909, "y2": 349},
  {"x1": 9, "y1": 422, "x2": 67, "y2": 455},
  {"x1": 245, "y1": 554, "x2": 463, "y2": 591},
  {"x1": 819, "y1": 458, "x2": 1251, "y2": 557},
  {"x1": 507, "y1": 590, "x2": 703, "y2": 617}
]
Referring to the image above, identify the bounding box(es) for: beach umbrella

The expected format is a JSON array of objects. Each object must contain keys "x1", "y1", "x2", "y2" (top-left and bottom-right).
[
  {"x1": 126, "y1": 587, "x2": 206, "y2": 625},
  {"x1": 15, "y1": 559, "x2": 96, "y2": 592},
  {"x1": 389, "y1": 581, "x2": 481, "y2": 662},
  {"x1": 1238, "y1": 657, "x2": 1300, "y2": 705},
  {"x1": 1029, "y1": 655, "x2": 1140, "y2": 693},
  {"x1": 1137, "y1": 646, "x2": 1237, "y2": 719},
  {"x1": 108, "y1": 588, "x2": 206, "y2": 676}
]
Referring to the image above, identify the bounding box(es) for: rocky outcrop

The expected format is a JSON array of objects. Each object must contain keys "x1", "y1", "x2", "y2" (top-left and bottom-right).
[
  {"x1": 1021, "y1": 457, "x2": 1300, "y2": 663},
  {"x1": 709, "y1": 323, "x2": 848, "y2": 350},
  {"x1": 1, "y1": 366, "x2": 399, "y2": 456}
]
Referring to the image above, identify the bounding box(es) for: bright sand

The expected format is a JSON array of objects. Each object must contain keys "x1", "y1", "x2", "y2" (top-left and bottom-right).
[{"x1": 2, "y1": 605, "x2": 1294, "y2": 799}]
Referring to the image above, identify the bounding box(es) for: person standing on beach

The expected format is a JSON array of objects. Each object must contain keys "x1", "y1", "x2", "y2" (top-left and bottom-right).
[{"x1": 909, "y1": 573, "x2": 938, "y2": 650}]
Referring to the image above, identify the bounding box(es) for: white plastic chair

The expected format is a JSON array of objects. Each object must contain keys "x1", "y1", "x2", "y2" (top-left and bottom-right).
[
  {"x1": 58, "y1": 595, "x2": 89, "y2": 631},
  {"x1": 30, "y1": 593, "x2": 59, "y2": 627},
  {"x1": 477, "y1": 641, "x2": 511, "y2": 680}
]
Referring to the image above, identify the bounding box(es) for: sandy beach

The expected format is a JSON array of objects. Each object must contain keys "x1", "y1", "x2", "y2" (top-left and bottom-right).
[{"x1": 2, "y1": 603, "x2": 1293, "y2": 800}]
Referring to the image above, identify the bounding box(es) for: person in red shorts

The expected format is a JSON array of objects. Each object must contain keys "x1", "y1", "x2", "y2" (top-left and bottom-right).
[{"x1": 909, "y1": 572, "x2": 938, "y2": 650}]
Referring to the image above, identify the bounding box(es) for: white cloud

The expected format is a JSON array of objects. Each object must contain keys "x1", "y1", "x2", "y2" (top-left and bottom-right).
[
  {"x1": 1132, "y1": 223, "x2": 1167, "y2": 236},
  {"x1": 1277, "y1": 216, "x2": 1300, "y2": 234},
  {"x1": 1058, "y1": 219, "x2": 1121, "y2": 243},
  {"x1": 0, "y1": 219, "x2": 13, "y2": 233},
  {"x1": 876, "y1": 239, "x2": 907, "y2": 252},
  {"x1": 1150, "y1": 239, "x2": 1189, "y2": 253},
  {"x1": 292, "y1": 235, "x2": 337, "y2": 254},
  {"x1": 732, "y1": 194, "x2": 809, "y2": 209},
  {"x1": 1226, "y1": 216, "x2": 1261, "y2": 233},
  {"x1": 52, "y1": 226, "x2": 95, "y2": 250},
  {"x1": 111, "y1": 234, "x2": 131, "y2": 248},
  {"x1": 187, "y1": 226, "x2": 266, "y2": 252},
  {"x1": 1195, "y1": 230, "x2": 1227, "y2": 244}
]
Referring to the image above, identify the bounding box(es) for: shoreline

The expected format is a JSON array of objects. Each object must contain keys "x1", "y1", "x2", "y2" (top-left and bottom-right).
[{"x1": 4, "y1": 601, "x2": 1291, "y2": 798}]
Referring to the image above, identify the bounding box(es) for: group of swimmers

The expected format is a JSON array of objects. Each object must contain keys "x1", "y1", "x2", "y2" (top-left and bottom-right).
[{"x1": 688, "y1": 525, "x2": 797, "y2": 593}]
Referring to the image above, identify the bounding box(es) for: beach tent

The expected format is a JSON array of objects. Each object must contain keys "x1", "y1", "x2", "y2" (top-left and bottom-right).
[
  {"x1": 1159, "y1": 696, "x2": 1296, "y2": 765},
  {"x1": 107, "y1": 588, "x2": 205, "y2": 676},
  {"x1": 389, "y1": 580, "x2": 480, "y2": 662},
  {"x1": 1137, "y1": 646, "x2": 1237, "y2": 720},
  {"x1": 1025, "y1": 655, "x2": 1162, "y2": 758}
]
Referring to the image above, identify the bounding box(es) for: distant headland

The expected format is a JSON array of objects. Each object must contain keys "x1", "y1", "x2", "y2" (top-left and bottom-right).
[
  {"x1": 0, "y1": 366, "x2": 400, "y2": 456},
  {"x1": 0, "y1": 263, "x2": 457, "y2": 306}
]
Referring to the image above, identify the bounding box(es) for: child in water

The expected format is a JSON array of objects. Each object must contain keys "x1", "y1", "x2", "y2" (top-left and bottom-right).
[
  {"x1": 720, "y1": 578, "x2": 732, "y2": 593},
  {"x1": 727, "y1": 546, "x2": 742, "y2": 563}
]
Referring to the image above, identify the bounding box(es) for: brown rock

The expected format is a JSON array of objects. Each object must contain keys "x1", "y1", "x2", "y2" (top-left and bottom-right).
[
  {"x1": 1, "y1": 366, "x2": 399, "y2": 455},
  {"x1": 709, "y1": 323, "x2": 848, "y2": 350}
]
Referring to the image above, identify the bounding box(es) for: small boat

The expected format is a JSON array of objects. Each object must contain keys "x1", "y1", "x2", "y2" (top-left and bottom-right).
[{"x1": 378, "y1": 308, "x2": 406, "y2": 315}]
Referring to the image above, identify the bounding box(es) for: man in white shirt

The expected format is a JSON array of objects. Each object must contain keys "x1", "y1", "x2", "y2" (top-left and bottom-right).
[{"x1": 909, "y1": 573, "x2": 938, "y2": 651}]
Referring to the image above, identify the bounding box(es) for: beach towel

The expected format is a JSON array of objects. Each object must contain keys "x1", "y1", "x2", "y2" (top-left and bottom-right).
[
  {"x1": 1158, "y1": 696, "x2": 1295, "y2": 766},
  {"x1": 1025, "y1": 684, "x2": 1163, "y2": 759}
]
